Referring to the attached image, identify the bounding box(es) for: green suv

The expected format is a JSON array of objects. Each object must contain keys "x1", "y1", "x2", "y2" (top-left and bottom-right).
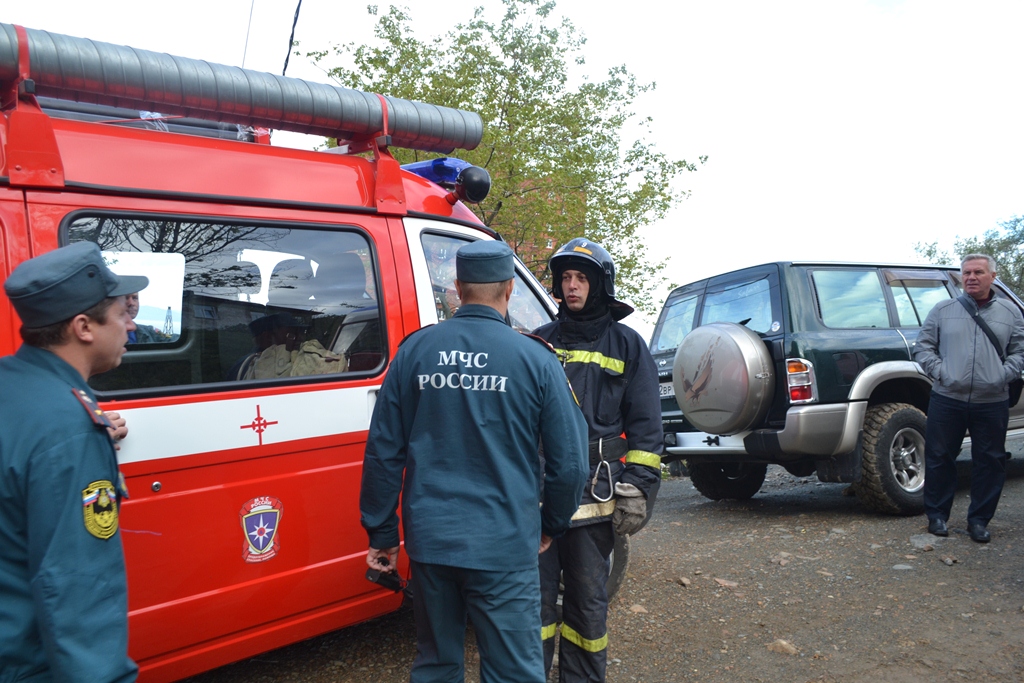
[{"x1": 649, "y1": 262, "x2": 1024, "y2": 514}]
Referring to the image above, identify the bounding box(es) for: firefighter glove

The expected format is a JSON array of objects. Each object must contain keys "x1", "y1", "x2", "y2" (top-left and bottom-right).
[{"x1": 612, "y1": 482, "x2": 646, "y2": 536}]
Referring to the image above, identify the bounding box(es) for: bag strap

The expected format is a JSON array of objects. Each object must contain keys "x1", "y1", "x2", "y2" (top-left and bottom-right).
[{"x1": 957, "y1": 294, "x2": 1006, "y2": 362}]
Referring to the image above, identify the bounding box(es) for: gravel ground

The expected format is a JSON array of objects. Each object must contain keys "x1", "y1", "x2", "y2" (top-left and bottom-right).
[{"x1": 186, "y1": 457, "x2": 1024, "y2": 683}]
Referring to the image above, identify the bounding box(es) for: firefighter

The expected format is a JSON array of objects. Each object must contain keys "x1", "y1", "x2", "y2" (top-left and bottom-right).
[
  {"x1": 360, "y1": 240, "x2": 588, "y2": 683},
  {"x1": 533, "y1": 238, "x2": 663, "y2": 683},
  {"x1": 0, "y1": 241, "x2": 146, "y2": 682}
]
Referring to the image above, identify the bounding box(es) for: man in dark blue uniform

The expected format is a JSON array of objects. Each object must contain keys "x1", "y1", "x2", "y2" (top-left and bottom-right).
[
  {"x1": 360, "y1": 240, "x2": 588, "y2": 683},
  {"x1": 533, "y1": 238, "x2": 663, "y2": 683},
  {"x1": 0, "y1": 241, "x2": 147, "y2": 682}
]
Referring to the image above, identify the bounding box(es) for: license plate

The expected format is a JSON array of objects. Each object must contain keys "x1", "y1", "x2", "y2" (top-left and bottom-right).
[{"x1": 659, "y1": 382, "x2": 675, "y2": 398}]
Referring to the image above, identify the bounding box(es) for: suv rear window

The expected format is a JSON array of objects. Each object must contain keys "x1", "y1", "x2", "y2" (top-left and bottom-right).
[
  {"x1": 651, "y1": 293, "x2": 699, "y2": 352},
  {"x1": 66, "y1": 215, "x2": 385, "y2": 394},
  {"x1": 812, "y1": 269, "x2": 890, "y2": 328},
  {"x1": 701, "y1": 277, "x2": 774, "y2": 334}
]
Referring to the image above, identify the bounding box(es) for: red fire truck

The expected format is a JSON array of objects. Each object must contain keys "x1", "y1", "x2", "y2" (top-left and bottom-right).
[{"x1": 0, "y1": 23, "x2": 564, "y2": 681}]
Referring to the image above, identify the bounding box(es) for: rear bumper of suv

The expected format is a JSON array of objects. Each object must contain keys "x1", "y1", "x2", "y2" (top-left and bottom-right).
[{"x1": 664, "y1": 401, "x2": 868, "y2": 462}]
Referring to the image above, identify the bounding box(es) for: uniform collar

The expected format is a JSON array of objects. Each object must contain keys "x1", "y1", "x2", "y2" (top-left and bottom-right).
[
  {"x1": 453, "y1": 303, "x2": 508, "y2": 324},
  {"x1": 15, "y1": 344, "x2": 94, "y2": 394},
  {"x1": 555, "y1": 311, "x2": 614, "y2": 344}
]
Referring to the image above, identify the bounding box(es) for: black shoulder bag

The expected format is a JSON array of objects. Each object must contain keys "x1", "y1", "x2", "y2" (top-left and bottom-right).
[{"x1": 957, "y1": 294, "x2": 1024, "y2": 407}]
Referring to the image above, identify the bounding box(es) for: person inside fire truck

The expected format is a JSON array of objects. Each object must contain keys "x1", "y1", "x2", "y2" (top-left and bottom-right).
[
  {"x1": 231, "y1": 311, "x2": 346, "y2": 380},
  {"x1": 532, "y1": 238, "x2": 663, "y2": 683},
  {"x1": 0, "y1": 241, "x2": 144, "y2": 682}
]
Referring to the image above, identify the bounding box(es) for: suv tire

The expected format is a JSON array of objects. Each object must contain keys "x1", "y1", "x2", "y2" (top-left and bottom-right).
[
  {"x1": 689, "y1": 462, "x2": 768, "y2": 500},
  {"x1": 856, "y1": 402, "x2": 927, "y2": 515}
]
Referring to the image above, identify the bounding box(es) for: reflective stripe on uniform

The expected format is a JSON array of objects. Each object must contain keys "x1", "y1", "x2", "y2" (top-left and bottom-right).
[
  {"x1": 560, "y1": 623, "x2": 608, "y2": 653},
  {"x1": 552, "y1": 348, "x2": 625, "y2": 375},
  {"x1": 625, "y1": 449, "x2": 661, "y2": 468},
  {"x1": 541, "y1": 623, "x2": 558, "y2": 641},
  {"x1": 570, "y1": 500, "x2": 616, "y2": 521}
]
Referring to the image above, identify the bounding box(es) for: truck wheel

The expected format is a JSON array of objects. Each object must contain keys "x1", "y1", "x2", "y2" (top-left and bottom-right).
[
  {"x1": 856, "y1": 402, "x2": 926, "y2": 515},
  {"x1": 689, "y1": 462, "x2": 767, "y2": 500}
]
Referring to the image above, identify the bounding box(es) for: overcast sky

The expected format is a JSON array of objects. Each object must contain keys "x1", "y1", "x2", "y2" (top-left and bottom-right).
[{"x1": 7, "y1": 0, "x2": 1024, "y2": 338}]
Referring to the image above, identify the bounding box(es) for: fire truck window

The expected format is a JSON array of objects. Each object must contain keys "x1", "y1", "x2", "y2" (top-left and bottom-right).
[
  {"x1": 422, "y1": 233, "x2": 462, "y2": 321},
  {"x1": 508, "y1": 273, "x2": 551, "y2": 333},
  {"x1": 102, "y1": 251, "x2": 185, "y2": 345},
  {"x1": 65, "y1": 216, "x2": 385, "y2": 393},
  {"x1": 420, "y1": 233, "x2": 553, "y2": 333}
]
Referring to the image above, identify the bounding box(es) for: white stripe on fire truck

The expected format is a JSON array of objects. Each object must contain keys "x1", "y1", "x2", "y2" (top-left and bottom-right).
[{"x1": 112, "y1": 385, "x2": 381, "y2": 464}]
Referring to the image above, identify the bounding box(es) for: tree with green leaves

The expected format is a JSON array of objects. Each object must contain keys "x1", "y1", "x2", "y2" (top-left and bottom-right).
[
  {"x1": 916, "y1": 215, "x2": 1024, "y2": 296},
  {"x1": 306, "y1": 0, "x2": 701, "y2": 313}
]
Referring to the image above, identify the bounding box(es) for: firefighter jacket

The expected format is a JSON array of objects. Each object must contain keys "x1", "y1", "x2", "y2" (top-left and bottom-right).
[
  {"x1": 360, "y1": 304, "x2": 588, "y2": 571},
  {"x1": 533, "y1": 312, "x2": 663, "y2": 526},
  {"x1": 0, "y1": 345, "x2": 137, "y2": 683}
]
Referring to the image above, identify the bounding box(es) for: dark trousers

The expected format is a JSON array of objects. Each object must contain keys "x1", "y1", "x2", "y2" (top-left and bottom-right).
[
  {"x1": 409, "y1": 560, "x2": 544, "y2": 683},
  {"x1": 924, "y1": 392, "x2": 1009, "y2": 526},
  {"x1": 539, "y1": 522, "x2": 615, "y2": 683}
]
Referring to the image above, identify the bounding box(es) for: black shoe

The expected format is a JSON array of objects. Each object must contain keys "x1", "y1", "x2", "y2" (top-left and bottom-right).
[
  {"x1": 927, "y1": 518, "x2": 949, "y2": 537},
  {"x1": 968, "y1": 523, "x2": 991, "y2": 543}
]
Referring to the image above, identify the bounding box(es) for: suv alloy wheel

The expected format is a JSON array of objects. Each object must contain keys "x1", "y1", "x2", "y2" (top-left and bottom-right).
[{"x1": 856, "y1": 403, "x2": 927, "y2": 514}]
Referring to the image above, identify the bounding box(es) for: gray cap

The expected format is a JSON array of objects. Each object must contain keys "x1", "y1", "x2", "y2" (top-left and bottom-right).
[
  {"x1": 456, "y1": 240, "x2": 515, "y2": 283},
  {"x1": 4, "y1": 242, "x2": 150, "y2": 327}
]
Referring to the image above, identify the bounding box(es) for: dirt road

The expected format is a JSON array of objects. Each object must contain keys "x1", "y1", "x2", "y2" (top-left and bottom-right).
[
  {"x1": 187, "y1": 463, "x2": 1024, "y2": 683},
  {"x1": 609, "y1": 464, "x2": 1024, "y2": 682}
]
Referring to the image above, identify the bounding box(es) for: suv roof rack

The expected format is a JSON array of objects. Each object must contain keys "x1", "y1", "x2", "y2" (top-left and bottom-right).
[{"x1": 0, "y1": 23, "x2": 482, "y2": 154}]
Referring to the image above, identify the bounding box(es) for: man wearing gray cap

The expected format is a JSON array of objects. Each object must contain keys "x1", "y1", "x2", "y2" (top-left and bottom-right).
[
  {"x1": 360, "y1": 239, "x2": 588, "y2": 683},
  {"x1": 0, "y1": 241, "x2": 147, "y2": 682}
]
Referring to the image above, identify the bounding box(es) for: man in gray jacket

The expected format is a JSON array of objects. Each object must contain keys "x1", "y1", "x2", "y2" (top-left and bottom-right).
[{"x1": 915, "y1": 254, "x2": 1024, "y2": 542}]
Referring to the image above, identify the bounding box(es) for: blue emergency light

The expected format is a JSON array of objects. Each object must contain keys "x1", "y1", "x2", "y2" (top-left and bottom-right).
[
  {"x1": 402, "y1": 157, "x2": 491, "y2": 204},
  {"x1": 402, "y1": 157, "x2": 472, "y2": 184}
]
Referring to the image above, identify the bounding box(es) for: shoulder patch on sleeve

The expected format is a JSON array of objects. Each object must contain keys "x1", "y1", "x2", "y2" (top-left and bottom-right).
[
  {"x1": 83, "y1": 481, "x2": 119, "y2": 540},
  {"x1": 522, "y1": 332, "x2": 558, "y2": 355},
  {"x1": 398, "y1": 324, "x2": 434, "y2": 348}
]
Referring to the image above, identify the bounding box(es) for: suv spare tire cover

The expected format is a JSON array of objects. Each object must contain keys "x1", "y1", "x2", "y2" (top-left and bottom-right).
[{"x1": 672, "y1": 322, "x2": 775, "y2": 435}]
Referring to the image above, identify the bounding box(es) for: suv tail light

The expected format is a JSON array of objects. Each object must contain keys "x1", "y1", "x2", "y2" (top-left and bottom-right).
[{"x1": 786, "y1": 358, "x2": 817, "y2": 404}]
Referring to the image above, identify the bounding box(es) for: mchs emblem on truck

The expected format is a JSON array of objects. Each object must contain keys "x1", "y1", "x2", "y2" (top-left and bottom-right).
[{"x1": 240, "y1": 497, "x2": 284, "y2": 563}]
